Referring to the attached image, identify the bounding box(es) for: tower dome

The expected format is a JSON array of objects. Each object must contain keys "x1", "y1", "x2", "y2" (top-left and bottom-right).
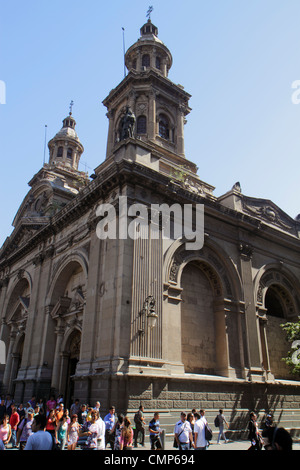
[
  {"x1": 48, "y1": 109, "x2": 84, "y2": 171},
  {"x1": 125, "y1": 19, "x2": 173, "y2": 77}
]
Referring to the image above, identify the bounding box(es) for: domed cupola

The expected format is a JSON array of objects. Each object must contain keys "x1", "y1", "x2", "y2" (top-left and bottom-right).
[
  {"x1": 125, "y1": 18, "x2": 173, "y2": 77},
  {"x1": 48, "y1": 106, "x2": 84, "y2": 171}
]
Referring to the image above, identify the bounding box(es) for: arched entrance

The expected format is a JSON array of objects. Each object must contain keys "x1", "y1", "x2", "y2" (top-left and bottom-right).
[
  {"x1": 256, "y1": 267, "x2": 300, "y2": 380},
  {"x1": 2, "y1": 276, "x2": 30, "y2": 395},
  {"x1": 64, "y1": 329, "x2": 81, "y2": 408},
  {"x1": 181, "y1": 262, "x2": 215, "y2": 374},
  {"x1": 264, "y1": 284, "x2": 293, "y2": 379},
  {"x1": 46, "y1": 256, "x2": 87, "y2": 402}
]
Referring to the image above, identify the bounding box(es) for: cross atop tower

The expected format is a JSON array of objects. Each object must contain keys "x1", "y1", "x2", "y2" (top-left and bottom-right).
[
  {"x1": 69, "y1": 100, "x2": 74, "y2": 116},
  {"x1": 146, "y1": 6, "x2": 153, "y2": 20}
]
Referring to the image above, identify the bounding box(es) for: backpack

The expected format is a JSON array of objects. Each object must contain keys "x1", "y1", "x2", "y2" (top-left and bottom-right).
[
  {"x1": 134, "y1": 411, "x2": 142, "y2": 425},
  {"x1": 214, "y1": 415, "x2": 220, "y2": 428},
  {"x1": 205, "y1": 424, "x2": 213, "y2": 441}
]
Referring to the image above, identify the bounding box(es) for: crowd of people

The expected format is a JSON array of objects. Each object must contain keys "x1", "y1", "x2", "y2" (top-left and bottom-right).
[
  {"x1": 0, "y1": 394, "x2": 136, "y2": 450},
  {"x1": 0, "y1": 393, "x2": 294, "y2": 451}
]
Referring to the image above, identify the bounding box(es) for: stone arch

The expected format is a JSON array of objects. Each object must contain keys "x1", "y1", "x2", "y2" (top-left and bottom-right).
[
  {"x1": 163, "y1": 240, "x2": 245, "y2": 378},
  {"x1": 3, "y1": 271, "x2": 32, "y2": 324},
  {"x1": 164, "y1": 238, "x2": 243, "y2": 301},
  {"x1": 1, "y1": 273, "x2": 31, "y2": 394},
  {"x1": 44, "y1": 255, "x2": 87, "y2": 400},
  {"x1": 254, "y1": 264, "x2": 300, "y2": 380},
  {"x1": 46, "y1": 252, "x2": 88, "y2": 307},
  {"x1": 255, "y1": 264, "x2": 300, "y2": 319}
]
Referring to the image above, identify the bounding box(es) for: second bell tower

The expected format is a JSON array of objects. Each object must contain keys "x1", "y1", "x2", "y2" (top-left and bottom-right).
[{"x1": 102, "y1": 19, "x2": 193, "y2": 171}]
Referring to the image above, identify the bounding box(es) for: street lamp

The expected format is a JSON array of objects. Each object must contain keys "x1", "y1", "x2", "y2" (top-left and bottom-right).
[{"x1": 139, "y1": 295, "x2": 158, "y2": 335}]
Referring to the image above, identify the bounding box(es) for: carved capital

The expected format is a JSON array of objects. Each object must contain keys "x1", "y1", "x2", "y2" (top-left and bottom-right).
[{"x1": 238, "y1": 243, "x2": 254, "y2": 259}]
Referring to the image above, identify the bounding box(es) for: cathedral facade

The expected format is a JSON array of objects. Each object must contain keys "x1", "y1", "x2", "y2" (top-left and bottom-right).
[{"x1": 0, "y1": 20, "x2": 300, "y2": 425}]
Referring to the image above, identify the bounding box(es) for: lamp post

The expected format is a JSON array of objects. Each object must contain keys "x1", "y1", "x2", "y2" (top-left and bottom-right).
[{"x1": 138, "y1": 296, "x2": 158, "y2": 356}]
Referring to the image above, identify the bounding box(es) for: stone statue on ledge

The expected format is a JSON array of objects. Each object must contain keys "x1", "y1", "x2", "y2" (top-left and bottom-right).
[{"x1": 119, "y1": 106, "x2": 136, "y2": 140}]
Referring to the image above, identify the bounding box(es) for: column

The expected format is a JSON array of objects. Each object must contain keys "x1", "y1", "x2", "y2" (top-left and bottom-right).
[
  {"x1": 106, "y1": 110, "x2": 115, "y2": 159},
  {"x1": 239, "y1": 243, "x2": 264, "y2": 381},
  {"x1": 177, "y1": 106, "x2": 185, "y2": 157},
  {"x1": 2, "y1": 324, "x2": 17, "y2": 390},
  {"x1": 148, "y1": 91, "x2": 156, "y2": 141},
  {"x1": 50, "y1": 318, "x2": 65, "y2": 391},
  {"x1": 213, "y1": 301, "x2": 229, "y2": 377}
]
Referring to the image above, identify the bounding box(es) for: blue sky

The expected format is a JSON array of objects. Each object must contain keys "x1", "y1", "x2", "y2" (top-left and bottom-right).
[{"x1": 1, "y1": 0, "x2": 300, "y2": 246}]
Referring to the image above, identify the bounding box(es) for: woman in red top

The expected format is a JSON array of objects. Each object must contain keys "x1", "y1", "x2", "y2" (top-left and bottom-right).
[
  {"x1": 9, "y1": 405, "x2": 20, "y2": 448},
  {"x1": 46, "y1": 409, "x2": 56, "y2": 436}
]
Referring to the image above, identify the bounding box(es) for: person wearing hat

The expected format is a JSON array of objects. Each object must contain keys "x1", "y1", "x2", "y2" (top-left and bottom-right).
[{"x1": 17, "y1": 408, "x2": 34, "y2": 450}]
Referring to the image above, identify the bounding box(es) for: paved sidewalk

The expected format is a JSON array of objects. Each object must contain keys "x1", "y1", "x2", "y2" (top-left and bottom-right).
[{"x1": 134, "y1": 439, "x2": 300, "y2": 451}]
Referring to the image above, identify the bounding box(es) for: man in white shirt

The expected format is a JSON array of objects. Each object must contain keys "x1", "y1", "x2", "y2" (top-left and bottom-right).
[
  {"x1": 174, "y1": 412, "x2": 194, "y2": 450},
  {"x1": 96, "y1": 412, "x2": 106, "y2": 450},
  {"x1": 25, "y1": 414, "x2": 53, "y2": 450},
  {"x1": 194, "y1": 410, "x2": 208, "y2": 450}
]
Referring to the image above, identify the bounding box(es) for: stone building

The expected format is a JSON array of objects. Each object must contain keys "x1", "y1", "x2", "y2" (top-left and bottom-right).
[{"x1": 0, "y1": 19, "x2": 300, "y2": 428}]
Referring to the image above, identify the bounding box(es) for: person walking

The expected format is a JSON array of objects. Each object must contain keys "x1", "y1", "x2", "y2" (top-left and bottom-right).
[
  {"x1": 46, "y1": 409, "x2": 56, "y2": 437},
  {"x1": 104, "y1": 406, "x2": 117, "y2": 449},
  {"x1": 67, "y1": 414, "x2": 80, "y2": 450},
  {"x1": 149, "y1": 412, "x2": 162, "y2": 450},
  {"x1": 0, "y1": 414, "x2": 11, "y2": 448},
  {"x1": 96, "y1": 410, "x2": 106, "y2": 450},
  {"x1": 194, "y1": 409, "x2": 208, "y2": 450},
  {"x1": 134, "y1": 405, "x2": 146, "y2": 447},
  {"x1": 79, "y1": 410, "x2": 102, "y2": 450},
  {"x1": 174, "y1": 412, "x2": 194, "y2": 450},
  {"x1": 216, "y1": 409, "x2": 229, "y2": 444},
  {"x1": 112, "y1": 414, "x2": 124, "y2": 450},
  {"x1": 70, "y1": 399, "x2": 80, "y2": 418},
  {"x1": 24, "y1": 413, "x2": 53, "y2": 450},
  {"x1": 120, "y1": 417, "x2": 134, "y2": 450},
  {"x1": 248, "y1": 412, "x2": 263, "y2": 451},
  {"x1": 55, "y1": 414, "x2": 68, "y2": 450},
  {"x1": 16, "y1": 408, "x2": 34, "y2": 450},
  {"x1": 9, "y1": 404, "x2": 20, "y2": 448}
]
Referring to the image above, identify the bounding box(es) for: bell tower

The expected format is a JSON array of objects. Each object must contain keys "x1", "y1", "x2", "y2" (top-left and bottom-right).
[
  {"x1": 101, "y1": 18, "x2": 195, "y2": 176},
  {"x1": 48, "y1": 106, "x2": 84, "y2": 172}
]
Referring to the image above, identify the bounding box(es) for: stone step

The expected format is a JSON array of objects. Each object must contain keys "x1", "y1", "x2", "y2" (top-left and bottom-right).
[{"x1": 127, "y1": 408, "x2": 300, "y2": 442}]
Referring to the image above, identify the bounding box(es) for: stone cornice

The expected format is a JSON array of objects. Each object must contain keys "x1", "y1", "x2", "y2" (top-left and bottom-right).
[{"x1": 1, "y1": 159, "x2": 299, "y2": 268}]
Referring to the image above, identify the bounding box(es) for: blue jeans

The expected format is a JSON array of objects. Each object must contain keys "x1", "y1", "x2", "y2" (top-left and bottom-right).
[
  {"x1": 10, "y1": 429, "x2": 17, "y2": 447},
  {"x1": 217, "y1": 425, "x2": 227, "y2": 443},
  {"x1": 179, "y1": 442, "x2": 190, "y2": 450}
]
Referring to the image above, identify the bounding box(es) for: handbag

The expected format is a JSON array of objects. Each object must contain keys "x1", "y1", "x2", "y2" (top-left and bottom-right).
[{"x1": 173, "y1": 424, "x2": 186, "y2": 448}]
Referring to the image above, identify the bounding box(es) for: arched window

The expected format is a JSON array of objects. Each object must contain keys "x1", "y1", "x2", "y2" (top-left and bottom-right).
[
  {"x1": 67, "y1": 148, "x2": 73, "y2": 159},
  {"x1": 265, "y1": 286, "x2": 285, "y2": 318},
  {"x1": 137, "y1": 115, "x2": 147, "y2": 134},
  {"x1": 57, "y1": 147, "x2": 63, "y2": 158},
  {"x1": 158, "y1": 114, "x2": 170, "y2": 140},
  {"x1": 156, "y1": 56, "x2": 161, "y2": 70},
  {"x1": 142, "y1": 54, "x2": 150, "y2": 68}
]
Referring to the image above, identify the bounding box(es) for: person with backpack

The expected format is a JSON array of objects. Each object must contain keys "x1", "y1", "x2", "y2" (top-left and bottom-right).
[
  {"x1": 134, "y1": 405, "x2": 146, "y2": 447},
  {"x1": 16, "y1": 408, "x2": 34, "y2": 450},
  {"x1": 194, "y1": 409, "x2": 210, "y2": 450},
  {"x1": 215, "y1": 409, "x2": 229, "y2": 444}
]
